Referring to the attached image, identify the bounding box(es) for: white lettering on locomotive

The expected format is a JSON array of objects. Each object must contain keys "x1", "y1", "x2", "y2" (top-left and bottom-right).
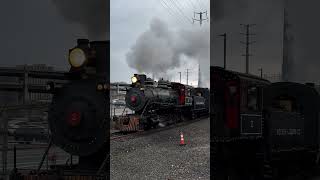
[
  {"x1": 195, "y1": 101, "x2": 205, "y2": 105},
  {"x1": 275, "y1": 128, "x2": 302, "y2": 136}
]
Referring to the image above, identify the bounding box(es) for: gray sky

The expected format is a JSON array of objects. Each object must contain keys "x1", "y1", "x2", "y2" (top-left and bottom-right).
[
  {"x1": 111, "y1": 0, "x2": 210, "y2": 87},
  {"x1": 0, "y1": 0, "x2": 108, "y2": 71},
  {"x1": 212, "y1": 0, "x2": 320, "y2": 83}
]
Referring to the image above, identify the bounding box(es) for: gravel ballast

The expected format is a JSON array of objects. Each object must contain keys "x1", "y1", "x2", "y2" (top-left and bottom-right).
[{"x1": 110, "y1": 117, "x2": 210, "y2": 180}]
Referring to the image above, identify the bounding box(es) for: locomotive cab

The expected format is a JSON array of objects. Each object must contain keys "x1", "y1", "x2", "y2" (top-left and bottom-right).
[
  {"x1": 263, "y1": 82, "x2": 320, "y2": 155},
  {"x1": 211, "y1": 66, "x2": 270, "y2": 140},
  {"x1": 211, "y1": 66, "x2": 271, "y2": 179}
]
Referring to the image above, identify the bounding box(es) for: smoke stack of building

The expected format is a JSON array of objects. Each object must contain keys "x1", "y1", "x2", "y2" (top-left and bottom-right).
[{"x1": 282, "y1": 0, "x2": 294, "y2": 82}]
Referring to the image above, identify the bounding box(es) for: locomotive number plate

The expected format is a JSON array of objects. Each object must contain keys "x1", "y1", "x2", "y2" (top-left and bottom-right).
[{"x1": 240, "y1": 114, "x2": 262, "y2": 135}]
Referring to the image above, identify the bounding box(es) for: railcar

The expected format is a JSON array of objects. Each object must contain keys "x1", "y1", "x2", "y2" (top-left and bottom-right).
[
  {"x1": 211, "y1": 66, "x2": 271, "y2": 179},
  {"x1": 211, "y1": 66, "x2": 320, "y2": 179},
  {"x1": 263, "y1": 82, "x2": 320, "y2": 177},
  {"x1": 211, "y1": 66, "x2": 270, "y2": 141}
]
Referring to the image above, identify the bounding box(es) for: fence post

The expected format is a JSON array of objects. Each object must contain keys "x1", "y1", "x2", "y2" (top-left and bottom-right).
[{"x1": 0, "y1": 110, "x2": 8, "y2": 179}]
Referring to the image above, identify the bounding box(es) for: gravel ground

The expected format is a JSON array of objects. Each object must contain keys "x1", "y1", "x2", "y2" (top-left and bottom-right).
[{"x1": 110, "y1": 118, "x2": 210, "y2": 180}]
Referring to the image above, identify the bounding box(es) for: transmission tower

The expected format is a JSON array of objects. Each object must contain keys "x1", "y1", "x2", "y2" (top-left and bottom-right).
[
  {"x1": 240, "y1": 24, "x2": 256, "y2": 74},
  {"x1": 193, "y1": 11, "x2": 208, "y2": 26}
]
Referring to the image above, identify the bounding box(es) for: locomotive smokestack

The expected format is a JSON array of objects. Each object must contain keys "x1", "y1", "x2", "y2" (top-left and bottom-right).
[
  {"x1": 77, "y1": 39, "x2": 89, "y2": 47},
  {"x1": 90, "y1": 41, "x2": 109, "y2": 80}
]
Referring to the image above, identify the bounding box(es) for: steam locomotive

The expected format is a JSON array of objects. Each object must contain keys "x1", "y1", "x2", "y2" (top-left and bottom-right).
[
  {"x1": 10, "y1": 39, "x2": 110, "y2": 180},
  {"x1": 48, "y1": 39, "x2": 109, "y2": 173},
  {"x1": 211, "y1": 66, "x2": 320, "y2": 179},
  {"x1": 114, "y1": 74, "x2": 209, "y2": 132}
]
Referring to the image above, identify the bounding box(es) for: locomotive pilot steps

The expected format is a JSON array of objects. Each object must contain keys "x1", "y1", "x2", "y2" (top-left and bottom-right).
[
  {"x1": 114, "y1": 74, "x2": 210, "y2": 132},
  {"x1": 211, "y1": 66, "x2": 320, "y2": 179}
]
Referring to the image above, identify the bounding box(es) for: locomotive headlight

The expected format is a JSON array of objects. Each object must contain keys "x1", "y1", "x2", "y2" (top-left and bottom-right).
[
  {"x1": 131, "y1": 76, "x2": 138, "y2": 83},
  {"x1": 97, "y1": 84, "x2": 103, "y2": 91},
  {"x1": 69, "y1": 48, "x2": 87, "y2": 68}
]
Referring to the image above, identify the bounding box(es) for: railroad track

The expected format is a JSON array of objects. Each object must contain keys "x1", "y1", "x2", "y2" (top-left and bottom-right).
[{"x1": 110, "y1": 115, "x2": 209, "y2": 141}]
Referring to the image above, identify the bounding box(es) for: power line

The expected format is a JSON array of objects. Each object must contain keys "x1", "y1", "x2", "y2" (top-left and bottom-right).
[
  {"x1": 160, "y1": 0, "x2": 186, "y2": 25},
  {"x1": 168, "y1": 0, "x2": 193, "y2": 23},
  {"x1": 200, "y1": 0, "x2": 208, "y2": 10},
  {"x1": 162, "y1": 0, "x2": 187, "y2": 24},
  {"x1": 187, "y1": 0, "x2": 197, "y2": 11},
  {"x1": 164, "y1": 0, "x2": 190, "y2": 24},
  {"x1": 160, "y1": 0, "x2": 185, "y2": 25},
  {"x1": 174, "y1": 0, "x2": 193, "y2": 21},
  {"x1": 196, "y1": 0, "x2": 203, "y2": 10},
  {"x1": 179, "y1": 0, "x2": 193, "y2": 11},
  {"x1": 174, "y1": 0, "x2": 190, "y2": 13}
]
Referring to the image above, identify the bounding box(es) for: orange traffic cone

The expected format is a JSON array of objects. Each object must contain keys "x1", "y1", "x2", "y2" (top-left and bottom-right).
[{"x1": 180, "y1": 132, "x2": 186, "y2": 146}]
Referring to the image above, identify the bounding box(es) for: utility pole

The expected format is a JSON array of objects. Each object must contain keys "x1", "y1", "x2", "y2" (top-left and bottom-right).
[
  {"x1": 240, "y1": 24, "x2": 256, "y2": 74},
  {"x1": 258, "y1": 68, "x2": 263, "y2": 78},
  {"x1": 1, "y1": 109, "x2": 8, "y2": 178},
  {"x1": 178, "y1": 72, "x2": 181, "y2": 83},
  {"x1": 198, "y1": 64, "x2": 202, "y2": 87},
  {"x1": 219, "y1": 33, "x2": 227, "y2": 69},
  {"x1": 282, "y1": 0, "x2": 292, "y2": 82},
  {"x1": 186, "y1": 69, "x2": 191, "y2": 85},
  {"x1": 193, "y1": 11, "x2": 208, "y2": 26}
]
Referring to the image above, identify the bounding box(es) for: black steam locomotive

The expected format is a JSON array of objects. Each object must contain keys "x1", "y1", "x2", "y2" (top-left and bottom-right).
[
  {"x1": 48, "y1": 39, "x2": 109, "y2": 174},
  {"x1": 10, "y1": 39, "x2": 110, "y2": 180},
  {"x1": 114, "y1": 74, "x2": 209, "y2": 132},
  {"x1": 211, "y1": 66, "x2": 320, "y2": 179}
]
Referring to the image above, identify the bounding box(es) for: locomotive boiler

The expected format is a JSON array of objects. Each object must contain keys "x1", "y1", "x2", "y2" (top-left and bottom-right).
[{"x1": 125, "y1": 75, "x2": 180, "y2": 113}]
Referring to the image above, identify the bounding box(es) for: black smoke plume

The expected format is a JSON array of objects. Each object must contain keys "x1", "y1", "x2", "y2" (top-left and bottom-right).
[{"x1": 52, "y1": 0, "x2": 109, "y2": 40}]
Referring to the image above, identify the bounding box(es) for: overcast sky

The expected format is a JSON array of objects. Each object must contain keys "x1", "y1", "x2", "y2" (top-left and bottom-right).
[
  {"x1": 0, "y1": 1, "x2": 209, "y2": 87},
  {"x1": 212, "y1": 0, "x2": 320, "y2": 83},
  {"x1": 111, "y1": 0, "x2": 210, "y2": 87},
  {"x1": 0, "y1": 0, "x2": 108, "y2": 71},
  {"x1": 2, "y1": 1, "x2": 320, "y2": 85}
]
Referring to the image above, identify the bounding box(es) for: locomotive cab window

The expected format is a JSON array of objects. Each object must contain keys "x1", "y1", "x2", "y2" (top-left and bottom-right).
[
  {"x1": 187, "y1": 89, "x2": 191, "y2": 96},
  {"x1": 271, "y1": 96, "x2": 297, "y2": 112},
  {"x1": 247, "y1": 86, "x2": 259, "y2": 111},
  {"x1": 196, "y1": 92, "x2": 203, "y2": 97}
]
